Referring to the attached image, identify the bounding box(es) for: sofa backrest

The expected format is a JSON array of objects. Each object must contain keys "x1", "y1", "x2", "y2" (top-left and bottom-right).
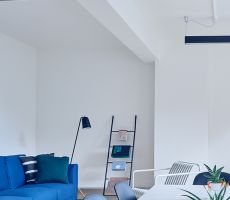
[
  {"x1": 0, "y1": 157, "x2": 9, "y2": 190},
  {"x1": 0, "y1": 155, "x2": 25, "y2": 191},
  {"x1": 5, "y1": 155, "x2": 25, "y2": 189}
]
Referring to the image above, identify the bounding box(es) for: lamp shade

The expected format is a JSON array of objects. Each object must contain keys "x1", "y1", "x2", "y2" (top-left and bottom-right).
[{"x1": 82, "y1": 117, "x2": 91, "y2": 129}]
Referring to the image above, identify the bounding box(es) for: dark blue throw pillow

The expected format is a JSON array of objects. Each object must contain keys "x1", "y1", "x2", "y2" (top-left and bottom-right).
[
  {"x1": 19, "y1": 153, "x2": 54, "y2": 184},
  {"x1": 36, "y1": 156, "x2": 69, "y2": 184},
  {"x1": 19, "y1": 156, "x2": 37, "y2": 184}
]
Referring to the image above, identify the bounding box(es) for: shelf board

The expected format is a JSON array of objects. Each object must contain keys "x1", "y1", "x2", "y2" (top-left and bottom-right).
[{"x1": 112, "y1": 130, "x2": 135, "y2": 133}]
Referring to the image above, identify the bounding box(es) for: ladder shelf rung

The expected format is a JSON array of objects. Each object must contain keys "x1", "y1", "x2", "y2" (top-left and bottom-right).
[
  {"x1": 112, "y1": 130, "x2": 135, "y2": 133},
  {"x1": 109, "y1": 146, "x2": 134, "y2": 148},
  {"x1": 106, "y1": 177, "x2": 130, "y2": 180},
  {"x1": 107, "y1": 161, "x2": 132, "y2": 164}
]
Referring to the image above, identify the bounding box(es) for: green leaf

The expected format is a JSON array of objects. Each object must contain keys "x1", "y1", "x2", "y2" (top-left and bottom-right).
[
  {"x1": 214, "y1": 165, "x2": 217, "y2": 173},
  {"x1": 217, "y1": 167, "x2": 224, "y2": 173},
  {"x1": 207, "y1": 191, "x2": 214, "y2": 200},
  {"x1": 217, "y1": 187, "x2": 225, "y2": 199},
  {"x1": 181, "y1": 189, "x2": 202, "y2": 200},
  {"x1": 181, "y1": 195, "x2": 201, "y2": 200},
  {"x1": 204, "y1": 164, "x2": 213, "y2": 173},
  {"x1": 220, "y1": 185, "x2": 228, "y2": 200},
  {"x1": 216, "y1": 167, "x2": 224, "y2": 178},
  {"x1": 204, "y1": 174, "x2": 212, "y2": 179}
]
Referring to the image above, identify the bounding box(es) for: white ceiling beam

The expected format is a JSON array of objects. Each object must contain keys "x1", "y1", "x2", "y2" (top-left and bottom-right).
[{"x1": 77, "y1": 0, "x2": 158, "y2": 63}]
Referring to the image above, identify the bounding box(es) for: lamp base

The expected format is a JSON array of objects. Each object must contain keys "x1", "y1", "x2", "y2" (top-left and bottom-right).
[{"x1": 78, "y1": 188, "x2": 86, "y2": 198}]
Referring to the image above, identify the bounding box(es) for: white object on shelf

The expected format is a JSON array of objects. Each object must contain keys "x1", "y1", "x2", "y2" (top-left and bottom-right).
[{"x1": 117, "y1": 130, "x2": 128, "y2": 141}]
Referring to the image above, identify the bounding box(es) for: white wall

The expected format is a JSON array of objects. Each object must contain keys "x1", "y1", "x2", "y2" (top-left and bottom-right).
[
  {"x1": 154, "y1": 19, "x2": 230, "y2": 172},
  {"x1": 208, "y1": 45, "x2": 230, "y2": 171},
  {"x1": 0, "y1": 32, "x2": 36, "y2": 155},
  {"x1": 36, "y1": 47, "x2": 155, "y2": 188},
  {"x1": 154, "y1": 20, "x2": 209, "y2": 170}
]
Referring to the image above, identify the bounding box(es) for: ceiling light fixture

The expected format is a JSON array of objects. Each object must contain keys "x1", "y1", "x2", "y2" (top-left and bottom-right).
[
  {"x1": 184, "y1": 15, "x2": 230, "y2": 44},
  {"x1": 183, "y1": 0, "x2": 230, "y2": 44}
]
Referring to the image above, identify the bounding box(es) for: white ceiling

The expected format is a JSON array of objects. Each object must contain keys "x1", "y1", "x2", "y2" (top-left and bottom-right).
[
  {"x1": 130, "y1": 0, "x2": 230, "y2": 40},
  {"x1": 0, "y1": 0, "x2": 122, "y2": 48},
  {"x1": 133, "y1": 0, "x2": 213, "y2": 19},
  {"x1": 1, "y1": 0, "x2": 230, "y2": 51},
  {"x1": 216, "y1": 0, "x2": 230, "y2": 19}
]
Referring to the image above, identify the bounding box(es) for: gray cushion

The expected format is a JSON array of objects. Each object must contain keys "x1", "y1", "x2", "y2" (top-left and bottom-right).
[{"x1": 84, "y1": 194, "x2": 107, "y2": 200}]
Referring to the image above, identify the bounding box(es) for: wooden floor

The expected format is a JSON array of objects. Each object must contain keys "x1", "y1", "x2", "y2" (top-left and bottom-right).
[{"x1": 77, "y1": 188, "x2": 117, "y2": 200}]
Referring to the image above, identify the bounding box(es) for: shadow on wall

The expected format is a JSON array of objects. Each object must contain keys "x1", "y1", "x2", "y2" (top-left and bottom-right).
[{"x1": 19, "y1": 131, "x2": 27, "y2": 149}]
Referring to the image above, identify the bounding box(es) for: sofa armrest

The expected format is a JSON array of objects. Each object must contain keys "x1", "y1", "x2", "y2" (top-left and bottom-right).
[{"x1": 68, "y1": 164, "x2": 78, "y2": 187}]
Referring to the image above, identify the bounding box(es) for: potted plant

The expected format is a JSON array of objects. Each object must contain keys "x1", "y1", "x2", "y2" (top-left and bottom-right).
[
  {"x1": 182, "y1": 164, "x2": 229, "y2": 200},
  {"x1": 182, "y1": 184, "x2": 230, "y2": 200},
  {"x1": 204, "y1": 165, "x2": 225, "y2": 192}
]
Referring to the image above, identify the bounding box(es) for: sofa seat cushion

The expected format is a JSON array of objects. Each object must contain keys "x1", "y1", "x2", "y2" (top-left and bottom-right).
[
  {"x1": 0, "y1": 187, "x2": 57, "y2": 200},
  {"x1": 0, "y1": 196, "x2": 32, "y2": 200},
  {"x1": 22, "y1": 183, "x2": 75, "y2": 200}
]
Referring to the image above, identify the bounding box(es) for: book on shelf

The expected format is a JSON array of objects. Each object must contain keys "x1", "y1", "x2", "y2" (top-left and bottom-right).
[
  {"x1": 106, "y1": 177, "x2": 129, "y2": 195},
  {"x1": 111, "y1": 145, "x2": 131, "y2": 158},
  {"x1": 111, "y1": 161, "x2": 126, "y2": 171}
]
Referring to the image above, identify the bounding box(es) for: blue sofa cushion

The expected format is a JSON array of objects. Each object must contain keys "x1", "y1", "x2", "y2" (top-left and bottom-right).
[
  {"x1": 5, "y1": 156, "x2": 25, "y2": 189},
  {"x1": 22, "y1": 183, "x2": 75, "y2": 200},
  {"x1": 0, "y1": 157, "x2": 9, "y2": 191},
  {"x1": 0, "y1": 196, "x2": 32, "y2": 200},
  {"x1": 0, "y1": 187, "x2": 57, "y2": 200}
]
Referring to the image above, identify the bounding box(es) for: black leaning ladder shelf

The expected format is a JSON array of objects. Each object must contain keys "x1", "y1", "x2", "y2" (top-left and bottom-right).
[{"x1": 103, "y1": 115, "x2": 137, "y2": 196}]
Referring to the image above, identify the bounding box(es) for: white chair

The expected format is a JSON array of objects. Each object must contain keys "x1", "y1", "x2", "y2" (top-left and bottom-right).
[{"x1": 132, "y1": 161, "x2": 200, "y2": 198}]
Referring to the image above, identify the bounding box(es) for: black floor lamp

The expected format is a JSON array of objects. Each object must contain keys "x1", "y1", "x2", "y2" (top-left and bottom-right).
[
  {"x1": 70, "y1": 116, "x2": 91, "y2": 164},
  {"x1": 70, "y1": 116, "x2": 91, "y2": 198}
]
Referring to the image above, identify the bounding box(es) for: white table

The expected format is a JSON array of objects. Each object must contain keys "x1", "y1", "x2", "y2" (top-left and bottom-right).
[{"x1": 139, "y1": 185, "x2": 230, "y2": 200}]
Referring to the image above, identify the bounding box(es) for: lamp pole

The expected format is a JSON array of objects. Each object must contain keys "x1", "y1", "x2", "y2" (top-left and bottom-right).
[
  {"x1": 70, "y1": 117, "x2": 82, "y2": 164},
  {"x1": 70, "y1": 116, "x2": 91, "y2": 198}
]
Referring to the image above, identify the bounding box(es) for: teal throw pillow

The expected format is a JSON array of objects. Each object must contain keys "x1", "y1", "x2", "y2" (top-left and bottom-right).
[{"x1": 36, "y1": 156, "x2": 69, "y2": 184}]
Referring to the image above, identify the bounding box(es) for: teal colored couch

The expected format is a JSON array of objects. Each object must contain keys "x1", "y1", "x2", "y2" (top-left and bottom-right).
[{"x1": 0, "y1": 155, "x2": 78, "y2": 200}]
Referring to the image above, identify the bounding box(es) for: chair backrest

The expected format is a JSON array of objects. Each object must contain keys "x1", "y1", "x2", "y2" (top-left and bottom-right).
[
  {"x1": 114, "y1": 182, "x2": 137, "y2": 200},
  {"x1": 193, "y1": 172, "x2": 230, "y2": 185},
  {"x1": 165, "y1": 161, "x2": 200, "y2": 185}
]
